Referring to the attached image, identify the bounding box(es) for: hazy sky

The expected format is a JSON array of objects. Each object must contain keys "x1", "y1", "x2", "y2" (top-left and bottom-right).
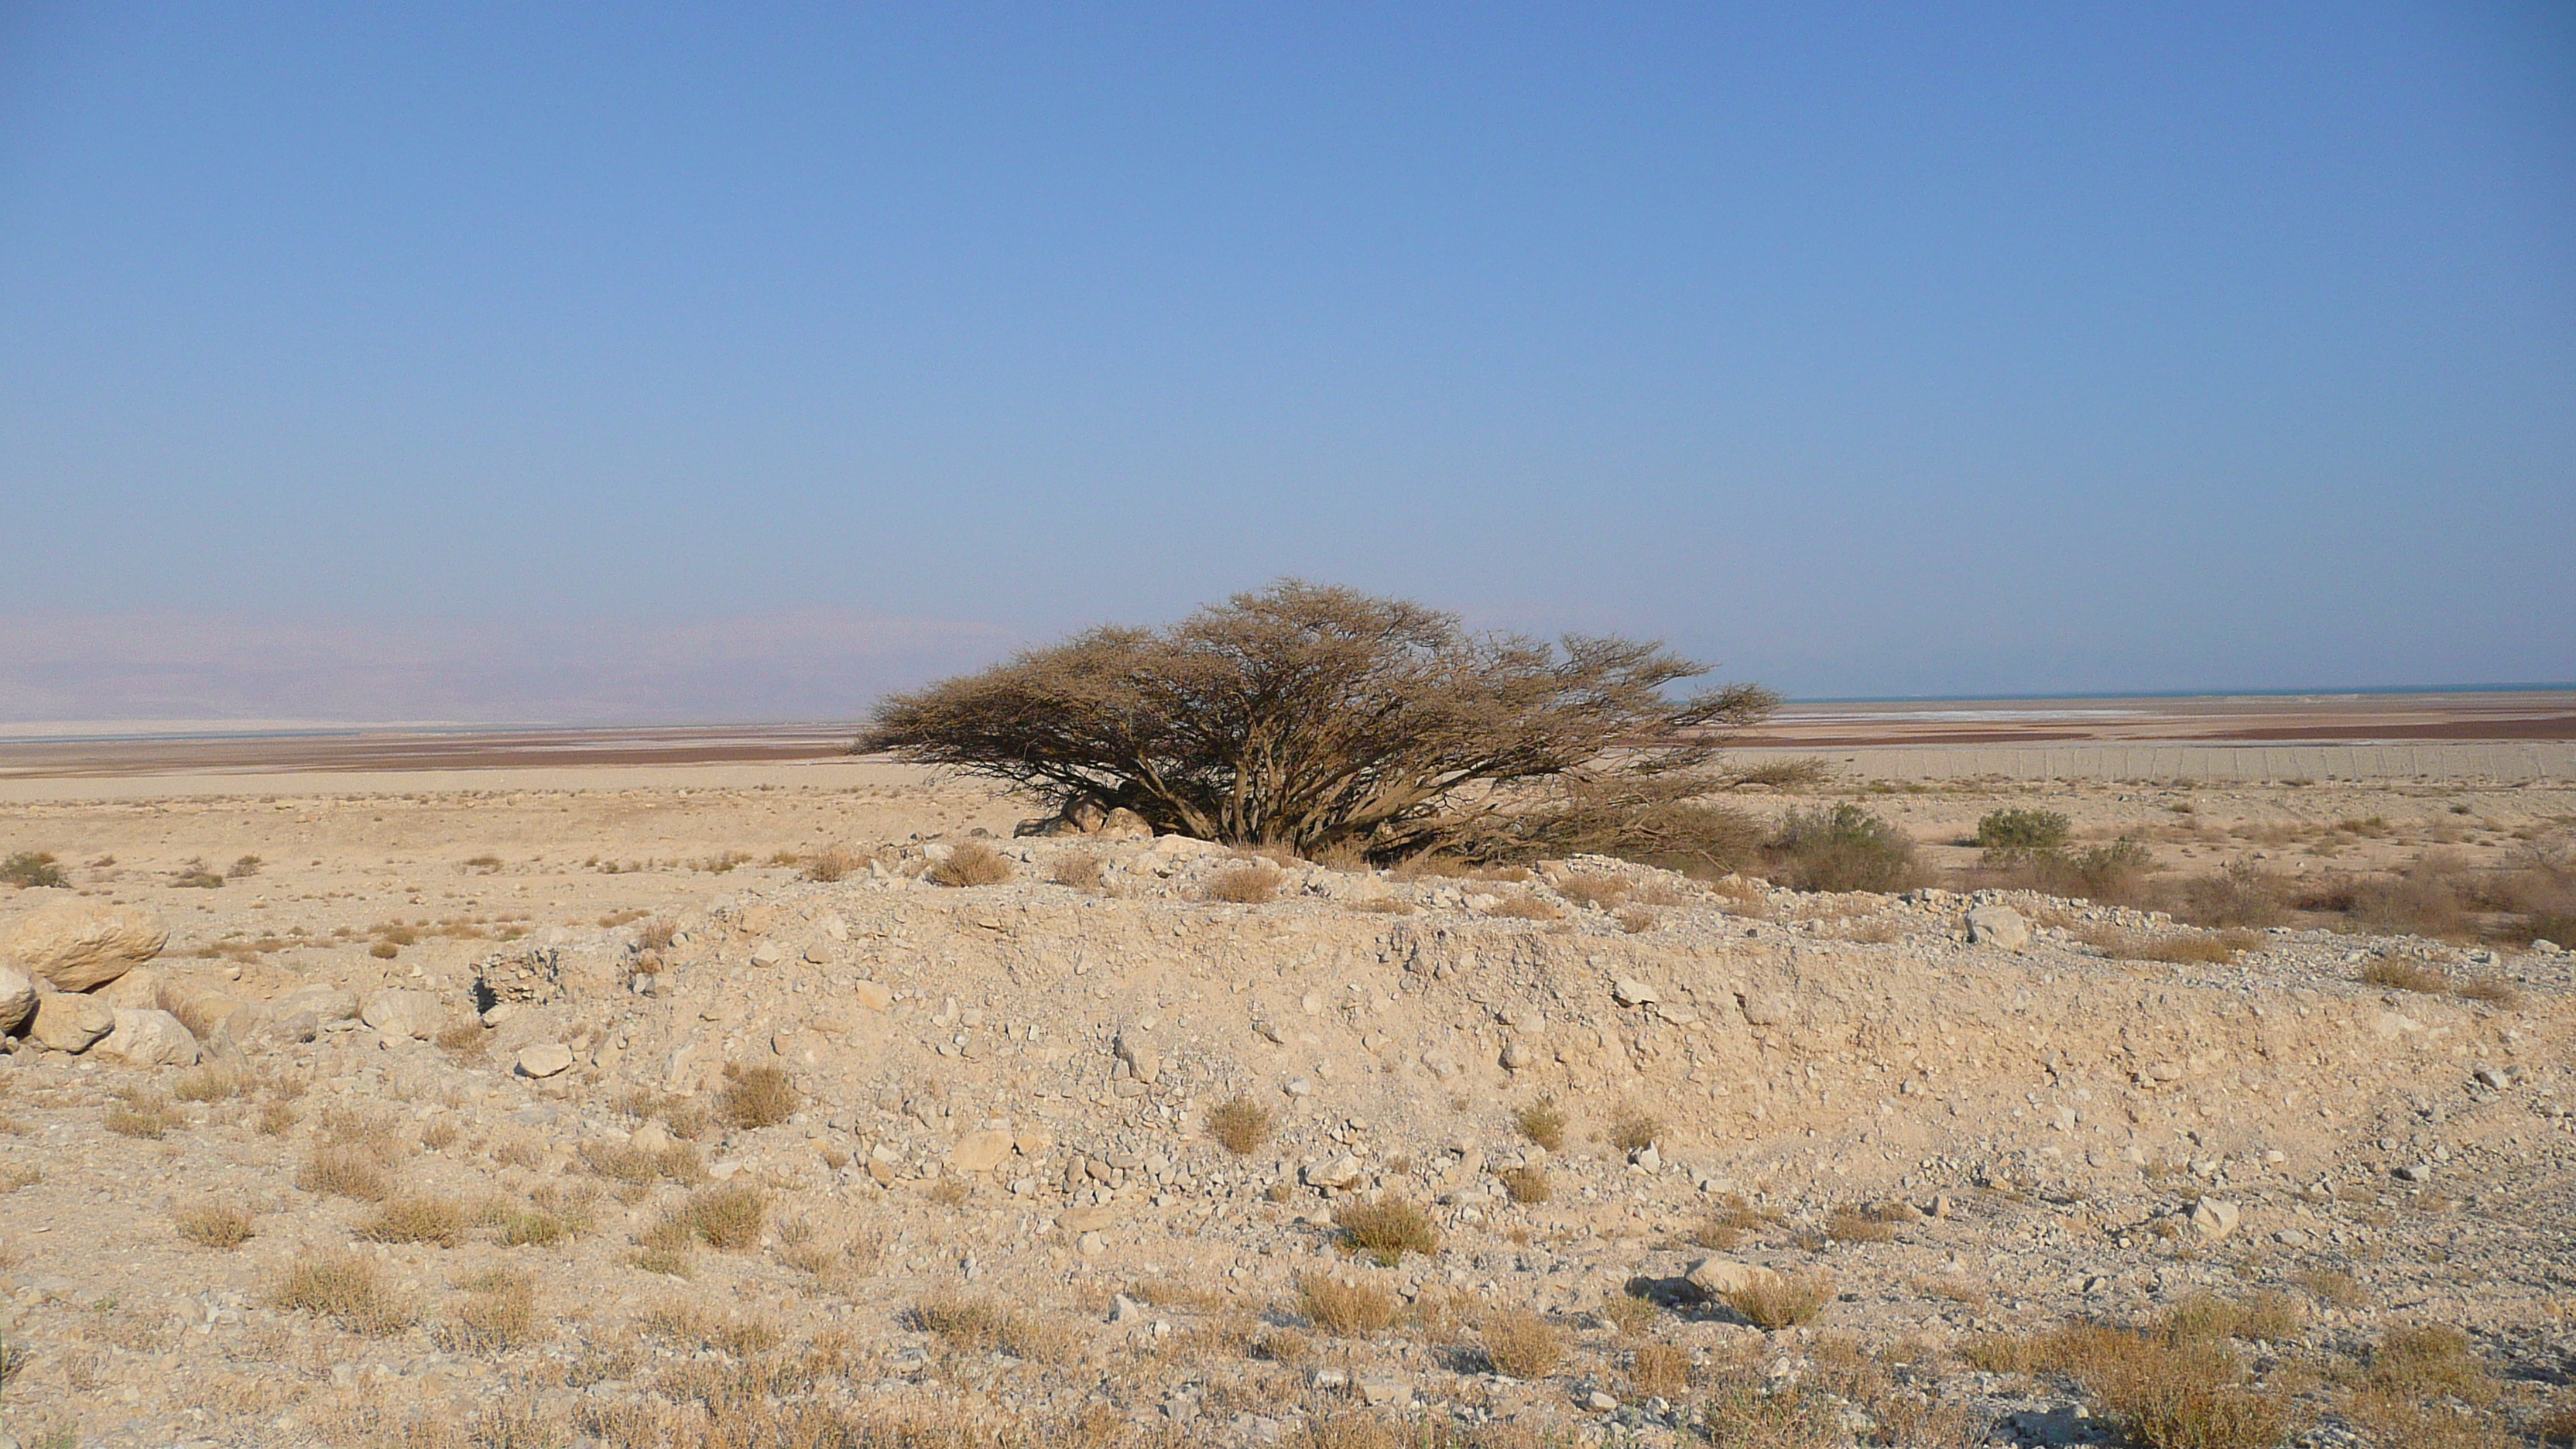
[{"x1": 4, "y1": 3, "x2": 2571, "y2": 723}]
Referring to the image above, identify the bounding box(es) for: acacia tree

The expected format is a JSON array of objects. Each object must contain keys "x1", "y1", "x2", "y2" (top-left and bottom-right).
[{"x1": 858, "y1": 581, "x2": 1776, "y2": 858}]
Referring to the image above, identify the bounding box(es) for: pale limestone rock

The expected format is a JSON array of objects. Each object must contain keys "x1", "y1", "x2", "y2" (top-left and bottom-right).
[
  {"x1": 0, "y1": 964, "x2": 34, "y2": 1035},
  {"x1": 0, "y1": 902, "x2": 169, "y2": 992},
  {"x1": 32, "y1": 992, "x2": 115, "y2": 1052},
  {"x1": 361, "y1": 989, "x2": 444, "y2": 1040},
  {"x1": 516, "y1": 1043, "x2": 575, "y2": 1078},
  {"x1": 1684, "y1": 1257, "x2": 1779, "y2": 1300},
  {"x1": 94, "y1": 1008, "x2": 200, "y2": 1067},
  {"x1": 1966, "y1": 903, "x2": 2032, "y2": 951},
  {"x1": 951, "y1": 1129, "x2": 1015, "y2": 1173}
]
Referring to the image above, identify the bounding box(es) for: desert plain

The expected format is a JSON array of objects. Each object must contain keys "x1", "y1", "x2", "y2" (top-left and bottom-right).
[{"x1": 0, "y1": 699, "x2": 2571, "y2": 1449}]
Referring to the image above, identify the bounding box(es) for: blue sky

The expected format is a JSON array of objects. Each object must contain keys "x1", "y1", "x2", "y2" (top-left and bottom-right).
[{"x1": 2, "y1": 3, "x2": 2570, "y2": 722}]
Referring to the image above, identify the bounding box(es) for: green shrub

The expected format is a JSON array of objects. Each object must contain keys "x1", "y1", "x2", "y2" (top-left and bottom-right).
[
  {"x1": 0, "y1": 851, "x2": 65, "y2": 889},
  {"x1": 1769, "y1": 804, "x2": 1923, "y2": 893},
  {"x1": 1976, "y1": 808, "x2": 2071, "y2": 862}
]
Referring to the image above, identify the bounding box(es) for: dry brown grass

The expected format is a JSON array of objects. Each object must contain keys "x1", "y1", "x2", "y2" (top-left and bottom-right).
[
  {"x1": 915, "y1": 1295, "x2": 1080, "y2": 1362},
  {"x1": 1968, "y1": 1320, "x2": 2297, "y2": 1449},
  {"x1": 1825, "y1": 1208, "x2": 1896, "y2": 1244},
  {"x1": 1345, "y1": 896, "x2": 1416, "y2": 915},
  {"x1": 105, "y1": 1091, "x2": 179, "y2": 1139},
  {"x1": 170, "y1": 1064, "x2": 242, "y2": 1102},
  {"x1": 1500, "y1": 1165, "x2": 1551, "y2": 1204},
  {"x1": 1206, "y1": 1094, "x2": 1274, "y2": 1155},
  {"x1": 718, "y1": 1062, "x2": 799, "y2": 1129},
  {"x1": 256, "y1": 1100, "x2": 298, "y2": 1136},
  {"x1": 442, "y1": 1269, "x2": 540, "y2": 1353},
  {"x1": 1614, "y1": 905, "x2": 1660, "y2": 933},
  {"x1": 638, "y1": 1300, "x2": 783, "y2": 1356},
  {"x1": 2290, "y1": 1268, "x2": 2366, "y2": 1309},
  {"x1": 801, "y1": 845, "x2": 866, "y2": 882},
  {"x1": 273, "y1": 1252, "x2": 413, "y2": 1336},
  {"x1": 1296, "y1": 1275, "x2": 1399, "y2": 1336},
  {"x1": 175, "y1": 1202, "x2": 255, "y2": 1249},
  {"x1": 358, "y1": 1194, "x2": 469, "y2": 1248},
  {"x1": 1050, "y1": 850, "x2": 1108, "y2": 892},
  {"x1": 1553, "y1": 874, "x2": 1631, "y2": 909},
  {"x1": 296, "y1": 1145, "x2": 395, "y2": 1201},
  {"x1": 1338, "y1": 1197, "x2": 1439, "y2": 1262},
  {"x1": 1483, "y1": 894, "x2": 1563, "y2": 920},
  {"x1": 927, "y1": 841, "x2": 1013, "y2": 888},
  {"x1": 1721, "y1": 1270, "x2": 1834, "y2": 1330},
  {"x1": 670, "y1": 1183, "x2": 766, "y2": 1251},
  {"x1": 0, "y1": 1164, "x2": 39, "y2": 1193},
  {"x1": 1598, "y1": 1291, "x2": 1660, "y2": 1338},
  {"x1": 1481, "y1": 1310, "x2": 1563, "y2": 1378},
  {"x1": 2362, "y1": 957, "x2": 2452, "y2": 993},
  {"x1": 581, "y1": 1139, "x2": 708, "y2": 1185},
  {"x1": 1631, "y1": 1340, "x2": 1692, "y2": 1398},
  {"x1": 1608, "y1": 1105, "x2": 1662, "y2": 1153},
  {"x1": 434, "y1": 1019, "x2": 487, "y2": 1056},
  {"x1": 1202, "y1": 863, "x2": 1284, "y2": 903},
  {"x1": 2162, "y1": 1290, "x2": 2306, "y2": 1344},
  {"x1": 1513, "y1": 1096, "x2": 1567, "y2": 1153}
]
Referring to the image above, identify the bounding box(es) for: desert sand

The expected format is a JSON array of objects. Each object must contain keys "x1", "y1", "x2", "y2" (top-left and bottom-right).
[{"x1": 0, "y1": 746, "x2": 2569, "y2": 1449}]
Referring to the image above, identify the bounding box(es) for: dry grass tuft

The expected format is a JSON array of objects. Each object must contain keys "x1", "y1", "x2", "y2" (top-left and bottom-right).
[
  {"x1": 272, "y1": 1252, "x2": 413, "y2": 1336},
  {"x1": 170, "y1": 1064, "x2": 242, "y2": 1102},
  {"x1": 434, "y1": 1020, "x2": 487, "y2": 1056},
  {"x1": 1631, "y1": 1341, "x2": 1692, "y2": 1398},
  {"x1": 1513, "y1": 1096, "x2": 1567, "y2": 1153},
  {"x1": 915, "y1": 1295, "x2": 1079, "y2": 1362},
  {"x1": 1499, "y1": 1166, "x2": 1551, "y2": 1204},
  {"x1": 1482, "y1": 1309, "x2": 1564, "y2": 1378},
  {"x1": 1598, "y1": 1292, "x2": 1660, "y2": 1338},
  {"x1": 1608, "y1": 1106, "x2": 1663, "y2": 1153},
  {"x1": 0, "y1": 1164, "x2": 39, "y2": 1193},
  {"x1": 581, "y1": 1139, "x2": 707, "y2": 1185},
  {"x1": 2162, "y1": 1290, "x2": 2305, "y2": 1344},
  {"x1": 2361, "y1": 957, "x2": 2451, "y2": 994},
  {"x1": 105, "y1": 1092, "x2": 180, "y2": 1139},
  {"x1": 1296, "y1": 1275, "x2": 1399, "y2": 1336},
  {"x1": 927, "y1": 841, "x2": 1013, "y2": 887},
  {"x1": 670, "y1": 1183, "x2": 766, "y2": 1251},
  {"x1": 1553, "y1": 874, "x2": 1631, "y2": 909},
  {"x1": 718, "y1": 1062, "x2": 799, "y2": 1129},
  {"x1": 256, "y1": 1100, "x2": 299, "y2": 1136},
  {"x1": 1721, "y1": 1270, "x2": 1835, "y2": 1331},
  {"x1": 443, "y1": 1269, "x2": 540, "y2": 1353},
  {"x1": 1484, "y1": 894, "x2": 1563, "y2": 920},
  {"x1": 2081, "y1": 927, "x2": 2265, "y2": 965},
  {"x1": 1050, "y1": 850, "x2": 1108, "y2": 892},
  {"x1": 1202, "y1": 863, "x2": 1284, "y2": 904},
  {"x1": 1614, "y1": 905, "x2": 1660, "y2": 933},
  {"x1": 296, "y1": 1145, "x2": 395, "y2": 1201},
  {"x1": 801, "y1": 845, "x2": 865, "y2": 882},
  {"x1": 2289, "y1": 1268, "x2": 2366, "y2": 1309},
  {"x1": 1825, "y1": 1208, "x2": 1896, "y2": 1244},
  {"x1": 1337, "y1": 1197, "x2": 1439, "y2": 1262},
  {"x1": 1206, "y1": 1094, "x2": 1274, "y2": 1155},
  {"x1": 358, "y1": 1194, "x2": 469, "y2": 1248},
  {"x1": 175, "y1": 1203, "x2": 255, "y2": 1249}
]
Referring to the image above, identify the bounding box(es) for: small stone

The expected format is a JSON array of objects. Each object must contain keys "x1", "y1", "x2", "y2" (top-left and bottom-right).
[
  {"x1": 1499, "y1": 1040, "x2": 1534, "y2": 1071},
  {"x1": 1303, "y1": 1156, "x2": 1365, "y2": 1190},
  {"x1": 2273, "y1": 1228, "x2": 2311, "y2": 1247},
  {"x1": 1076, "y1": 1231, "x2": 1106, "y2": 1258},
  {"x1": 2475, "y1": 1065, "x2": 2514, "y2": 1091},
  {"x1": 1612, "y1": 978, "x2": 1660, "y2": 1007},
  {"x1": 951, "y1": 1129, "x2": 1015, "y2": 1174},
  {"x1": 748, "y1": 941, "x2": 786, "y2": 969},
  {"x1": 516, "y1": 1043, "x2": 576, "y2": 1078},
  {"x1": 1588, "y1": 1391, "x2": 1619, "y2": 1412},
  {"x1": 2394, "y1": 1163, "x2": 2433, "y2": 1184},
  {"x1": 1629, "y1": 1145, "x2": 1662, "y2": 1172},
  {"x1": 850, "y1": 981, "x2": 892, "y2": 1012},
  {"x1": 360, "y1": 989, "x2": 444, "y2": 1041},
  {"x1": 2188, "y1": 1198, "x2": 2242, "y2": 1240}
]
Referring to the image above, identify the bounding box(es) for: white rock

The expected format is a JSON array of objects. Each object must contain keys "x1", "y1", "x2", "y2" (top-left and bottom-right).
[
  {"x1": 93, "y1": 1008, "x2": 200, "y2": 1067},
  {"x1": 1499, "y1": 1040, "x2": 1535, "y2": 1071},
  {"x1": 1685, "y1": 1257, "x2": 1778, "y2": 1300},
  {"x1": 0, "y1": 902, "x2": 169, "y2": 992},
  {"x1": 1966, "y1": 904, "x2": 2031, "y2": 951},
  {"x1": 361, "y1": 989, "x2": 445, "y2": 1040},
  {"x1": 748, "y1": 941, "x2": 786, "y2": 969},
  {"x1": 951, "y1": 1129, "x2": 1015, "y2": 1174},
  {"x1": 2188, "y1": 1198, "x2": 2242, "y2": 1240},
  {"x1": 1303, "y1": 1155, "x2": 1365, "y2": 1190},
  {"x1": 31, "y1": 992, "x2": 115, "y2": 1052},
  {"x1": 516, "y1": 1043, "x2": 576, "y2": 1078},
  {"x1": 0, "y1": 964, "x2": 35, "y2": 1035},
  {"x1": 1612, "y1": 978, "x2": 1660, "y2": 1006}
]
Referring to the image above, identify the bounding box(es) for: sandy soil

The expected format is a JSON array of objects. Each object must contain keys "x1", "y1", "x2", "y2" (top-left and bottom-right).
[{"x1": 1, "y1": 764, "x2": 2571, "y2": 1449}]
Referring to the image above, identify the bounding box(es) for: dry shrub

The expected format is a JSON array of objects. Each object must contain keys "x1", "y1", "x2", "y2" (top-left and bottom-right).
[
  {"x1": 926, "y1": 1175, "x2": 971, "y2": 1208},
  {"x1": 2167, "y1": 861, "x2": 2287, "y2": 929},
  {"x1": 1206, "y1": 1094, "x2": 1274, "y2": 1155},
  {"x1": 927, "y1": 841, "x2": 1013, "y2": 888},
  {"x1": 639, "y1": 1300, "x2": 783, "y2": 1355},
  {"x1": 1630, "y1": 1340, "x2": 1692, "y2": 1397},
  {"x1": 2452, "y1": 976, "x2": 2521, "y2": 1009},
  {"x1": 2348, "y1": 855, "x2": 2474, "y2": 939},
  {"x1": 273, "y1": 1252, "x2": 412, "y2": 1336},
  {"x1": 1050, "y1": 851, "x2": 1108, "y2": 892},
  {"x1": 256, "y1": 1101, "x2": 298, "y2": 1136},
  {"x1": 2161, "y1": 1290, "x2": 2305, "y2": 1343},
  {"x1": 1481, "y1": 894, "x2": 1560, "y2": 921},
  {"x1": 1499, "y1": 1166, "x2": 1550, "y2": 1204},
  {"x1": 1514, "y1": 1097, "x2": 1567, "y2": 1153},
  {"x1": 1825, "y1": 1208, "x2": 1896, "y2": 1244},
  {"x1": 176, "y1": 1203, "x2": 255, "y2": 1249},
  {"x1": 1721, "y1": 1271, "x2": 1834, "y2": 1331},
  {"x1": 1599, "y1": 1292, "x2": 1660, "y2": 1338},
  {"x1": 444, "y1": 1269, "x2": 540, "y2": 1353},
  {"x1": 2046, "y1": 1324, "x2": 2292, "y2": 1449},
  {"x1": 1608, "y1": 1106, "x2": 1662, "y2": 1153},
  {"x1": 105, "y1": 1095, "x2": 179, "y2": 1139},
  {"x1": 359, "y1": 1194, "x2": 469, "y2": 1248},
  {"x1": 297, "y1": 1146, "x2": 394, "y2": 1201},
  {"x1": 915, "y1": 1295, "x2": 1078, "y2": 1362},
  {"x1": 1338, "y1": 1197, "x2": 1439, "y2": 1262},
  {"x1": 1482, "y1": 1310, "x2": 1563, "y2": 1378},
  {"x1": 2363, "y1": 1324, "x2": 2494, "y2": 1404},
  {"x1": 171, "y1": 1064, "x2": 242, "y2": 1102},
  {"x1": 488, "y1": 1200, "x2": 581, "y2": 1248},
  {"x1": 666, "y1": 1183, "x2": 766, "y2": 1251},
  {"x1": 582, "y1": 1140, "x2": 707, "y2": 1186},
  {"x1": 1202, "y1": 863, "x2": 1283, "y2": 903},
  {"x1": 434, "y1": 1020, "x2": 487, "y2": 1056},
  {"x1": 719, "y1": 1062, "x2": 799, "y2": 1129},
  {"x1": 2362, "y1": 957, "x2": 2451, "y2": 994},
  {"x1": 0, "y1": 1164, "x2": 39, "y2": 1192},
  {"x1": 636, "y1": 917, "x2": 680, "y2": 952},
  {"x1": 801, "y1": 845, "x2": 865, "y2": 882},
  {"x1": 1554, "y1": 874, "x2": 1630, "y2": 909},
  {"x1": 1614, "y1": 905, "x2": 1659, "y2": 933},
  {"x1": 1296, "y1": 1275, "x2": 1399, "y2": 1336}
]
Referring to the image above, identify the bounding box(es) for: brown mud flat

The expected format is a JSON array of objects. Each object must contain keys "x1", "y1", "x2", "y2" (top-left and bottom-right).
[{"x1": 1737, "y1": 690, "x2": 2576, "y2": 749}]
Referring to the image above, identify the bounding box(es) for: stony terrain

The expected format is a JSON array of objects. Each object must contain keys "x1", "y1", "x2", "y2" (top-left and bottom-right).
[{"x1": 2, "y1": 770, "x2": 2572, "y2": 1449}]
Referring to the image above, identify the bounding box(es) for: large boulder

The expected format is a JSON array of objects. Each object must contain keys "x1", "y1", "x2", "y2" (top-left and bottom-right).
[
  {"x1": 1966, "y1": 904, "x2": 2032, "y2": 951},
  {"x1": 361, "y1": 989, "x2": 445, "y2": 1040},
  {"x1": 32, "y1": 992, "x2": 116, "y2": 1053},
  {"x1": 0, "y1": 903, "x2": 170, "y2": 992},
  {"x1": 98, "y1": 966, "x2": 166, "y2": 1009},
  {"x1": 0, "y1": 964, "x2": 35, "y2": 1035},
  {"x1": 93, "y1": 1008, "x2": 201, "y2": 1067}
]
